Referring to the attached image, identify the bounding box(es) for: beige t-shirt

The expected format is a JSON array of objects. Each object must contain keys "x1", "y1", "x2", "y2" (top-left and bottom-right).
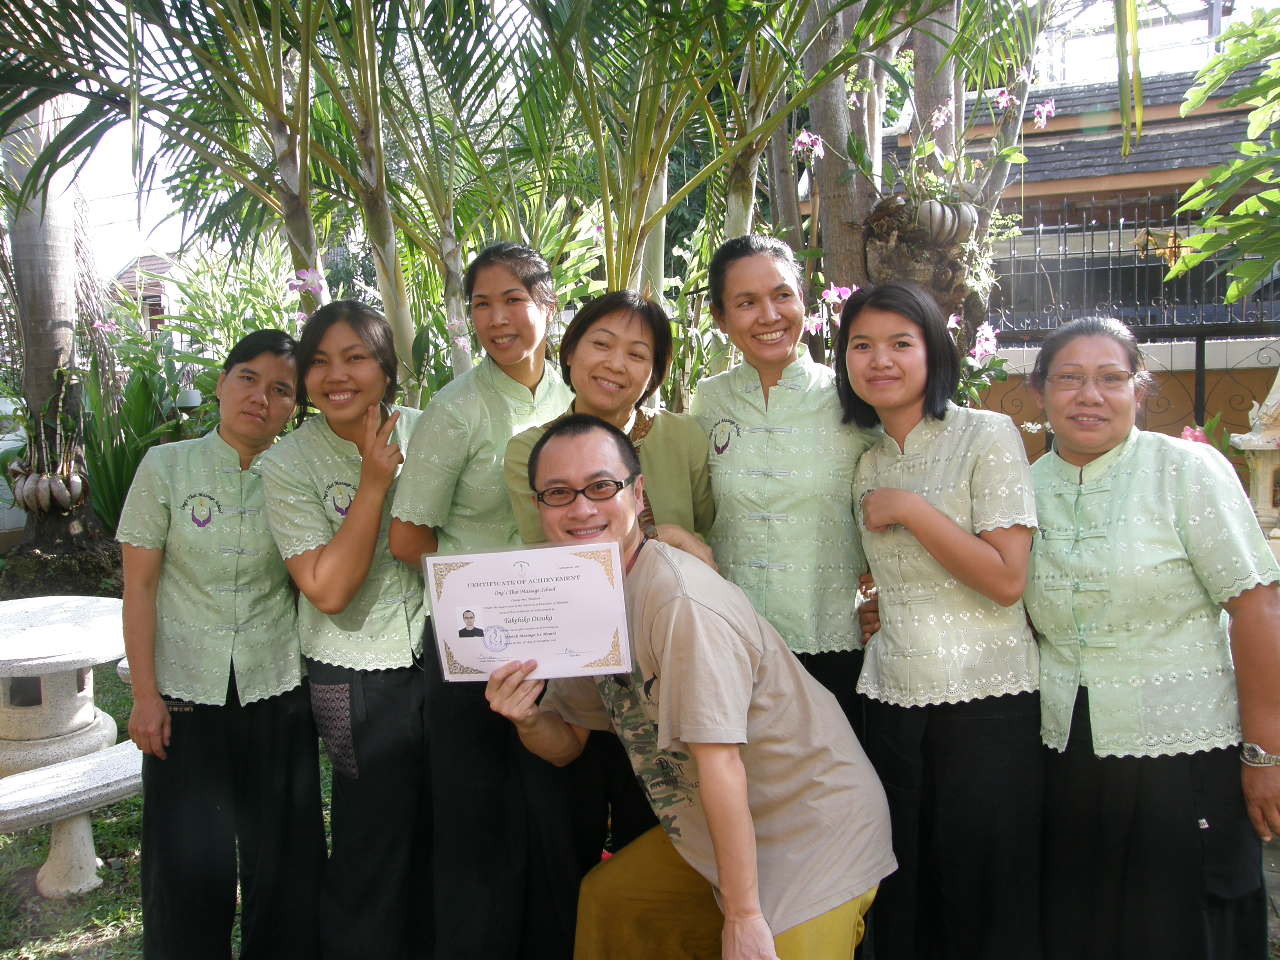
[{"x1": 543, "y1": 541, "x2": 896, "y2": 935}]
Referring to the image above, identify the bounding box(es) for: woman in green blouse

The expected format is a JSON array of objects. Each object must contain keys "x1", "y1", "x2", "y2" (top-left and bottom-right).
[
  {"x1": 260, "y1": 302, "x2": 426, "y2": 960},
  {"x1": 503, "y1": 289, "x2": 715, "y2": 865},
  {"x1": 1025, "y1": 317, "x2": 1280, "y2": 960},
  {"x1": 388, "y1": 243, "x2": 579, "y2": 959},
  {"x1": 120, "y1": 329, "x2": 324, "y2": 960},
  {"x1": 504, "y1": 289, "x2": 714, "y2": 551},
  {"x1": 835, "y1": 282, "x2": 1041, "y2": 960},
  {"x1": 690, "y1": 235, "x2": 872, "y2": 729}
]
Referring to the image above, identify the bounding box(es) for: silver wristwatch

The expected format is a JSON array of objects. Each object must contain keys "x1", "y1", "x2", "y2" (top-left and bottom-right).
[{"x1": 1240, "y1": 742, "x2": 1280, "y2": 767}]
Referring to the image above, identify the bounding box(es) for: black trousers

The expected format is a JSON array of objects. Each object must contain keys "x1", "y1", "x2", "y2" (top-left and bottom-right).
[
  {"x1": 1043, "y1": 687, "x2": 1266, "y2": 960},
  {"x1": 306, "y1": 659, "x2": 432, "y2": 960},
  {"x1": 862, "y1": 690, "x2": 1044, "y2": 960},
  {"x1": 796, "y1": 647, "x2": 866, "y2": 739},
  {"x1": 423, "y1": 616, "x2": 584, "y2": 960},
  {"x1": 141, "y1": 677, "x2": 324, "y2": 960}
]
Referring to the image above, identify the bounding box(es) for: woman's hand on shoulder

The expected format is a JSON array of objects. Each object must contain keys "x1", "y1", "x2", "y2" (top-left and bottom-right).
[
  {"x1": 128, "y1": 691, "x2": 171, "y2": 759},
  {"x1": 861, "y1": 488, "x2": 920, "y2": 533},
  {"x1": 358, "y1": 404, "x2": 403, "y2": 493},
  {"x1": 655, "y1": 523, "x2": 717, "y2": 571}
]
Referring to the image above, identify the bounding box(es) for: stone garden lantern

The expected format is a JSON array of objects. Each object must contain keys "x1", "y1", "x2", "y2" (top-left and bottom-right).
[{"x1": 1231, "y1": 364, "x2": 1280, "y2": 559}]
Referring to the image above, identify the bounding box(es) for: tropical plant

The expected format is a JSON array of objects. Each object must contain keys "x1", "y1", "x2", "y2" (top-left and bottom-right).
[
  {"x1": 1166, "y1": 7, "x2": 1280, "y2": 305},
  {"x1": 1, "y1": 97, "x2": 99, "y2": 544},
  {"x1": 80, "y1": 351, "x2": 181, "y2": 537},
  {"x1": 1181, "y1": 412, "x2": 1237, "y2": 459}
]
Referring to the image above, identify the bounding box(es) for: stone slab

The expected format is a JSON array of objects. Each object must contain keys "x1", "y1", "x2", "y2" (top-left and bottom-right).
[
  {"x1": 0, "y1": 597, "x2": 124, "y2": 677},
  {"x1": 0, "y1": 740, "x2": 142, "y2": 834}
]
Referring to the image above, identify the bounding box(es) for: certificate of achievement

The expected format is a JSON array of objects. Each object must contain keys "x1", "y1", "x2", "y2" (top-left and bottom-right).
[{"x1": 424, "y1": 543, "x2": 631, "y2": 682}]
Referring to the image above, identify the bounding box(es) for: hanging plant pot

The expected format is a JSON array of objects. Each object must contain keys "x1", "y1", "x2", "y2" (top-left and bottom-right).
[{"x1": 917, "y1": 199, "x2": 980, "y2": 246}]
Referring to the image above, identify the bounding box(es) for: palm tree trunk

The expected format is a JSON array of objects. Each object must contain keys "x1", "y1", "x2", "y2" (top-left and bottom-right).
[
  {"x1": 767, "y1": 108, "x2": 803, "y2": 250},
  {"x1": 4, "y1": 98, "x2": 100, "y2": 547},
  {"x1": 803, "y1": 2, "x2": 862, "y2": 288},
  {"x1": 439, "y1": 217, "x2": 472, "y2": 379},
  {"x1": 640, "y1": 156, "x2": 668, "y2": 301}
]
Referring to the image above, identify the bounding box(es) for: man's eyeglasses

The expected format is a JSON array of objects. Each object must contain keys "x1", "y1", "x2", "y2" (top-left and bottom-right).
[{"x1": 536, "y1": 473, "x2": 638, "y2": 507}]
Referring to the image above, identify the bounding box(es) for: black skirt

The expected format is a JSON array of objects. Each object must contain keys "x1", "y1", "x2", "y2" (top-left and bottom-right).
[{"x1": 1042, "y1": 686, "x2": 1266, "y2": 960}]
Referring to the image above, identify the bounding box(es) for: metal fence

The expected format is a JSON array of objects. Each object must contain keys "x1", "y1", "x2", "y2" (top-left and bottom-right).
[{"x1": 987, "y1": 194, "x2": 1280, "y2": 423}]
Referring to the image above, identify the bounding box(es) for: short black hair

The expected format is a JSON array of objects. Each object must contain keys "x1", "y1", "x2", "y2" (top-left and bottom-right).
[
  {"x1": 833, "y1": 282, "x2": 960, "y2": 428},
  {"x1": 559, "y1": 291, "x2": 673, "y2": 408},
  {"x1": 223, "y1": 328, "x2": 295, "y2": 372},
  {"x1": 1028, "y1": 316, "x2": 1153, "y2": 393},
  {"x1": 296, "y1": 301, "x2": 399, "y2": 408},
  {"x1": 527, "y1": 413, "x2": 642, "y2": 492},
  {"x1": 465, "y1": 242, "x2": 557, "y2": 311},
  {"x1": 463, "y1": 609, "x2": 475, "y2": 617},
  {"x1": 707, "y1": 235, "x2": 801, "y2": 312}
]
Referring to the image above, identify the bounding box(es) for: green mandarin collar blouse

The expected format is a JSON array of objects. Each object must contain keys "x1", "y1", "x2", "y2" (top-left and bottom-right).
[
  {"x1": 1026, "y1": 427, "x2": 1280, "y2": 757},
  {"x1": 854, "y1": 403, "x2": 1040, "y2": 707},
  {"x1": 261, "y1": 407, "x2": 425, "y2": 670},
  {"x1": 392, "y1": 357, "x2": 573, "y2": 554},
  {"x1": 117, "y1": 428, "x2": 302, "y2": 705},
  {"x1": 691, "y1": 354, "x2": 872, "y2": 655}
]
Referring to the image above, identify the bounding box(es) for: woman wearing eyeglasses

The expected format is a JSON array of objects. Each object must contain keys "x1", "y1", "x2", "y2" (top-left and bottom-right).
[{"x1": 1025, "y1": 317, "x2": 1280, "y2": 960}]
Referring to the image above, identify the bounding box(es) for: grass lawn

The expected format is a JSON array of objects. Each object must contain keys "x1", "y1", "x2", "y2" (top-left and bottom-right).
[
  {"x1": 2, "y1": 666, "x2": 1277, "y2": 957},
  {"x1": 0, "y1": 667, "x2": 144, "y2": 959},
  {"x1": 0, "y1": 667, "x2": 333, "y2": 959}
]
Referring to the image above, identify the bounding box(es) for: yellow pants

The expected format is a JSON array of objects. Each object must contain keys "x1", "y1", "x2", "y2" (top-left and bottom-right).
[{"x1": 574, "y1": 825, "x2": 876, "y2": 960}]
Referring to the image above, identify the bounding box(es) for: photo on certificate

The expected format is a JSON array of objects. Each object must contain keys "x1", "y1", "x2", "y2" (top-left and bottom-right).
[{"x1": 424, "y1": 542, "x2": 632, "y2": 682}]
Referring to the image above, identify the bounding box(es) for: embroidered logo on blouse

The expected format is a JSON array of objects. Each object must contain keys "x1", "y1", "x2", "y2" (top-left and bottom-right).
[
  {"x1": 710, "y1": 418, "x2": 741, "y2": 455},
  {"x1": 323, "y1": 480, "x2": 357, "y2": 517},
  {"x1": 180, "y1": 493, "x2": 223, "y2": 528}
]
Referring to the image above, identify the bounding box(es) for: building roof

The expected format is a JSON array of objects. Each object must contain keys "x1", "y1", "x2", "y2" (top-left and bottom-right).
[
  {"x1": 111, "y1": 255, "x2": 174, "y2": 300},
  {"x1": 887, "y1": 64, "x2": 1263, "y2": 196}
]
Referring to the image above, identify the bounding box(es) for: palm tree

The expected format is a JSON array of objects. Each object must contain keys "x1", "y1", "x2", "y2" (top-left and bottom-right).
[{"x1": 2, "y1": 97, "x2": 103, "y2": 560}]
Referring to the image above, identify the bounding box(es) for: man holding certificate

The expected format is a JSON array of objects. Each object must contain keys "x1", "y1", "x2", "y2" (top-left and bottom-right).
[{"x1": 485, "y1": 414, "x2": 896, "y2": 960}]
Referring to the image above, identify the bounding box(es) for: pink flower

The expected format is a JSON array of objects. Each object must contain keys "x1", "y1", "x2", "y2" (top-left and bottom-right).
[
  {"x1": 1015, "y1": 65, "x2": 1033, "y2": 85},
  {"x1": 1181, "y1": 425, "x2": 1210, "y2": 444},
  {"x1": 995, "y1": 88, "x2": 1013, "y2": 110},
  {"x1": 947, "y1": 313, "x2": 962, "y2": 332},
  {"x1": 288, "y1": 267, "x2": 325, "y2": 298},
  {"x1": 847, "y1": 91, "x2": 860, "y2": 110},
  {"x1": 930, "y1": 97, "x2": 954, "y2": 131},
  {"x1": 92, "y1": 318, "x2": 118, "y2": 334},
  {"x1": 804, "y1": 313, "x2": 827, "y2": 336},
  {"x1": 970, "y1": 321, "x2": 998, "y2": 361},
  {"x1": 820, "y1": 282, "x2": 854, "y2": 306},
  {"x1": 1032, "y1": 98, "x2": 1056, "y2": 129},
  {"x1": 791, "y1": 130, "x2": 824, "y2": 162}
]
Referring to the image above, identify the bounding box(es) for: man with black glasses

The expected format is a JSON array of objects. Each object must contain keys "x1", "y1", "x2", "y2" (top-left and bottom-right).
[{"x1": 485, "y1": 413, "x2": 895, "y2": 960}]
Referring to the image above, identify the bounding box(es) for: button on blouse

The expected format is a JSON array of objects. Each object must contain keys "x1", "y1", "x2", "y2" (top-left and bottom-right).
[
  {"x1": 261, "y1": 406, "x2": 425, "y2": 670},
  {"x1": 854, "y1": 404, "x2": 1040, "y2": 707},
  {"x1": 116, "y1": 428, "x2": 302, "y2": 705},
  {"x1": 691, "y1": 354, "x2": 872, "y2": 655},
  {"x1": 1026, "y1": 427, "x2": 1280, "y2": 757}
]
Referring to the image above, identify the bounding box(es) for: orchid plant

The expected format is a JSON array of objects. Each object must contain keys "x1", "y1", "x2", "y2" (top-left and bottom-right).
[
  {"x1": 954, "y1": 319, "x2": 1008, "y2": 407},
  {"x1": 1181, "y1": 412, "x2": 1237, "y2": 459}
]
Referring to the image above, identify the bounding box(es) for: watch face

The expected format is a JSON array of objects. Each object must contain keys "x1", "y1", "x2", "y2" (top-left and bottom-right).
[{"x1": 1243, "y1": 743, "x2": 1279, "y2": 765}]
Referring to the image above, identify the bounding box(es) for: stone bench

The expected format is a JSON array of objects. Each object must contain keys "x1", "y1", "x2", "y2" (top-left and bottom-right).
[{"x1": 0, "y1": 740, "x2": 143, "y2": 897}]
